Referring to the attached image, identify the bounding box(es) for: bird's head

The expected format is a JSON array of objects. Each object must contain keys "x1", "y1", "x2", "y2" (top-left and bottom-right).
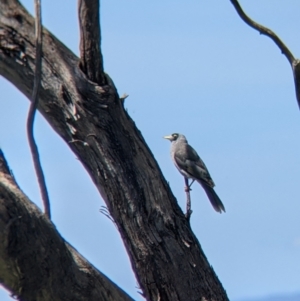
[{"x1": 163, "y1": 133, "x2": 180, "y2": 142}]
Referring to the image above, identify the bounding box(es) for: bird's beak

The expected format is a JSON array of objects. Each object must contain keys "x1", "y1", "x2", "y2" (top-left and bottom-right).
[{"x1": 163, "y1": 135, "x2": 173, "y2": 141}]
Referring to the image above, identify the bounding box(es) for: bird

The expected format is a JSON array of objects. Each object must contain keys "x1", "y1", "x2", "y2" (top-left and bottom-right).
[{"x1": 164, "y1": 133, "x2": 225, "y2": 213}]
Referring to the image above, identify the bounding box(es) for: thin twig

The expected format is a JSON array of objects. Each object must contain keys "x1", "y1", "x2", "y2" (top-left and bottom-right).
[
  {"x1": 230, "y1": 0, "x2": 295, "y2": 66},
  {"x1": 120, "y1": 93, "x2": 129, "y2": 104},
  {"x1": 26, "y1": 0, "x2": 51, "y2": 219},
  {"x1": 99, "y1": 206, "x2": 117, "y2": 228},
  {"x1": 184, "y1": 178, "x2": 192, "y2": 221}
]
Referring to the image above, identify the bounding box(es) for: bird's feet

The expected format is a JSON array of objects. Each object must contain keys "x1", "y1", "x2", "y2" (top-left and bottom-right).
[{"x1": 185, "y1": 186, "x2": 192, "y2": 192}]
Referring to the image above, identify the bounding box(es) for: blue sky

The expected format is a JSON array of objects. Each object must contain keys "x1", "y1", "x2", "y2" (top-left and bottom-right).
[{"x1": 1, "y1": 1, "x2": 300, "y2": 300}]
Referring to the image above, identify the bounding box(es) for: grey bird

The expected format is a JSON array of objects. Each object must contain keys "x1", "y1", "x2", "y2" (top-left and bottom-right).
[{"x1": 164, "y1": 133, "x2": 225, "y2": 213}]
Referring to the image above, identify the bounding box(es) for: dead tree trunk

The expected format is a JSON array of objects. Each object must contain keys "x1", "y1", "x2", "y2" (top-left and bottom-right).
[{"x1": 0, "y1": 1, "x2": 229, "y2": 300}]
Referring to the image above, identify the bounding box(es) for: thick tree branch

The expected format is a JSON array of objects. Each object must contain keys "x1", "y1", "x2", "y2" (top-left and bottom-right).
[
  {"x1": 230, "y1": 0, "x2": 300, "y2": 109},
  {"x1": 26, "y1": 0, "x2": 51, "y2": 219},
  {"x1": 0, "y1": 1, "x2": 228, "y2": 300},
  {"x1": 78, "y1": 0, "x2": 105, "y2": 84},
  {"x1": 0, "y1": 150, "x2": 134, "y2": 301}
]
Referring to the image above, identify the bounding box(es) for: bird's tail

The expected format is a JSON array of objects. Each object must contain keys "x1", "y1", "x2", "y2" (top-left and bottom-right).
[{"x1": 197, "y1": 180, "x2": 226, "y2": 213}]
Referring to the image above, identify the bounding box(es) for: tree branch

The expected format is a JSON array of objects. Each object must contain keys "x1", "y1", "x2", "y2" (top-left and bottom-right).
[
  {"x1": 230, "y1": 0, "x2": 295, "y2": 65},
  {"x1": 292, "y1": 59, "x2": 300, "y2": 110},
  {"x1": 229, "y1": 0, "x2": 300, "y2": 109},
  {"x1": 0, "y1": 1, "x2": 228, "y2": 300},
  {"x1": 26, "y1": 0, "x2": 51, "y2": 219},
  {"x1": 78, "y1": 0, "x2": 105, "y2": 84},
  {"x1": 0, "y1": 150, "x2": 134, "y2": 301}
]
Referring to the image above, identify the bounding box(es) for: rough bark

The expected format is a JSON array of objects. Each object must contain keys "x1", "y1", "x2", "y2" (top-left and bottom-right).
[
  {"x1": 78, "y1": 0, "x2": 105, "y2": 85},
  {"x1": 0, "y1": 1, "x2": 229, "y2": 300},
  {"x1": 0, "y1": 150, "x2": 134, "y2": 301}
]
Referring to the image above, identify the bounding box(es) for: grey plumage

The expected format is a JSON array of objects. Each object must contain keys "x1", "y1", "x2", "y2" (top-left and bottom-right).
[{"x1": 164, "y1": 133, "x2": 225, "y2": 213}]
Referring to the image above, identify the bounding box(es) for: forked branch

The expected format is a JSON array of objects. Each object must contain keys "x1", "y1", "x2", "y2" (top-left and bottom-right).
[{"x1": 0, "y1": 1, "x2": 229, "y2": 299}]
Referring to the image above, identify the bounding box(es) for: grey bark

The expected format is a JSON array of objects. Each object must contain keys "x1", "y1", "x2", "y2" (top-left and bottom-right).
[{"x1": 0, "y1": 1, "x2": 229, "y2": 300}]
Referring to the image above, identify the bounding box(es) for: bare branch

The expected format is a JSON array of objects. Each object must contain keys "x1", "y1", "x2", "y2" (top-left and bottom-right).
[
  {"x1": 230, "y1": 0, "x2": 295, "y2": 65},
  {"x1": 229, "y1": 1, "x2": 300, "y2": 109},
  {"x1": 0, "y1": 1, "x2": 229, "y2": 300},
  {"x1": 0, "y1": 151, "x2": 134, "y2": 301},
  {"x1": 78, "y1": 0, "x2": 105, "y2": 84},
  {"x1": 292, "y1": 59, "x2": 300, "y2": 109},
  {"x1": 26, "y1": 0, "x2": 51, "y2": 219}
]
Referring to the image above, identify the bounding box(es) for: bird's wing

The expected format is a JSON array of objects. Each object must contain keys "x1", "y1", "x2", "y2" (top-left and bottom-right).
[{"x1": 174, "y1": 144, "x2": 215, "y2": 187}]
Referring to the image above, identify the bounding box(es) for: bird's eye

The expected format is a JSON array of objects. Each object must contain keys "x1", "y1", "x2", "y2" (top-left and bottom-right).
[{"x1": 173, "y1": 134, "x2": 178, "y2": 139}]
